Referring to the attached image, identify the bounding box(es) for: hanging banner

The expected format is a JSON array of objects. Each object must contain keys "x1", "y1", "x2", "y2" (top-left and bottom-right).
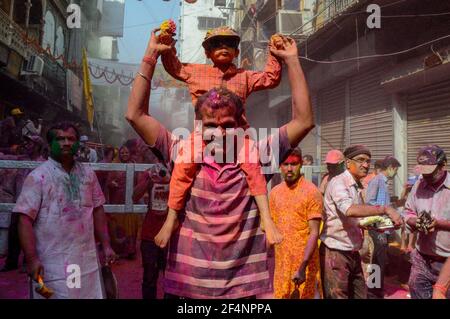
[
  {"x1": 82, "y1": 48, "x2": 95, "y2": 131},
  {"x1": 66, "y1": 69, "x2": 83, "y2": 112}
]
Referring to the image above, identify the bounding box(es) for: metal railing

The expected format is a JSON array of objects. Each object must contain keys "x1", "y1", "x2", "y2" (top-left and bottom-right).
[
  {"x1": 0, "y1": 160, "x2": 327, "y2": 215},
  {"x1": 0, "y1": 8, "x2": 30, "y2": 59},
  {"x1": 0, "y1": 161, "x2": 156, "y2": 215},
  {"x1": 314, "y1": 0, "x2": 359, "y2": 33}
]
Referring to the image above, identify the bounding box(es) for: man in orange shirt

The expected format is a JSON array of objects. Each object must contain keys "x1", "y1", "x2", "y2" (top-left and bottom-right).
[{"x1": 270, "y1": 148, "x2": 323, "y2": 299}]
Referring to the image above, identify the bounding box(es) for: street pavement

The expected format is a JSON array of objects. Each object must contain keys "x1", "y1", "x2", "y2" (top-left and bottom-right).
[{"x1": 0, "y1": 252, "x2": 409, "y2": 299}]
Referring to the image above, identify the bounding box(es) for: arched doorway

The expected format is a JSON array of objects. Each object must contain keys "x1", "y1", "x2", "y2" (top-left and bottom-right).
[{"x1": 42, "y1": 10, "x2": 55, "y2": 54}]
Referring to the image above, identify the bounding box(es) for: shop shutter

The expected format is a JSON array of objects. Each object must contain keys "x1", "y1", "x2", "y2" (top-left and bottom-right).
[
  {"x1": 407, "y1": 79, "x2": 450, "y2": 173},
  {"x1": 319, "y1": 82, "x2": 346, "y2": 163},
  {"x1": 349, "y1": 67, "x2": 393, "y2": 161}
]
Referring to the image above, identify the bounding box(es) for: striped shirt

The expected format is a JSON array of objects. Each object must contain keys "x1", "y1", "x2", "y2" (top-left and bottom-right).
[{"x1": 152, "y1": 124, "x2": 291, "y2": 298}]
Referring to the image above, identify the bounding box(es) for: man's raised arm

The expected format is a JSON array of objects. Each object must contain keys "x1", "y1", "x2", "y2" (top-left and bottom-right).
[
  {"x1": 126, "y1": 29, "x2": 172, "y2": 146},
  {"x1": 270, "y1": 37, "x2": 314, "y2": 147}
]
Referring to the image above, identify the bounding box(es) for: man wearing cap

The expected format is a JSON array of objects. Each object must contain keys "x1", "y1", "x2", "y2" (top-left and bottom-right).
[
  {"x1": 320, "y1": 145, "x2": 403, "y2": 299},
  {"x1": 365, "y1": 155, "x2": 401, "y2": 299},
  {"x1": 10, "y1": 108, "x2": 42, "y2": 139},
  {"x1": 319, "y1": 149, "x2": 345, "y2": 195},
  {"x1": 405, "y1": 145, "x2": 450, "y2": 299},
  {"x1": 160, "y1": 26, "x2": 282, "y2": 127}
]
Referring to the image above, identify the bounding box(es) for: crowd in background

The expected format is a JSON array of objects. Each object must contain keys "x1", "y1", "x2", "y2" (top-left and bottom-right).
[
  {"x1": 0, "y1": 107, "x2": 165, "y2": 271},
  {"x1": 0, "y1": 106, "x2": 448, "y2": 300}
]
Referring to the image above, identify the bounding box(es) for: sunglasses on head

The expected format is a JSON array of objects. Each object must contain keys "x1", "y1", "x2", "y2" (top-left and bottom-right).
[{"x1": 206, "y1": 37, "x2": 239, "y2": 50}]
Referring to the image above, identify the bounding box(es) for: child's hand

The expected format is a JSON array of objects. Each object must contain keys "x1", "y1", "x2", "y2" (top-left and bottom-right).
[
  {"x1": 154, "y1": 215, "x2": 179, "y2": 248},
  {"x1": 270, "y1": 34, "x2": 284, "y2": 50},
  {"x1": 146, "y1": 28, "x2": 175, "y2": 56},
  {"x1": 262, "y1": 219, "x2": 283, "y2": 246},
  {"x1": 269, "y1": 36, "x2": 298, "y2": 61},
  {"x1": 154, "y1": 227, "x2": 171, "y2": 249}
]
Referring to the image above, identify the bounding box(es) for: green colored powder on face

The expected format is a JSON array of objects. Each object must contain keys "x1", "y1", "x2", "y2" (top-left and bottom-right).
[
  {"x1": 49, "y1": 136, "x2": 79, "y2": 159},
  {"x1": 50, "y1": 139, "x2": 62, "y2": 158}
]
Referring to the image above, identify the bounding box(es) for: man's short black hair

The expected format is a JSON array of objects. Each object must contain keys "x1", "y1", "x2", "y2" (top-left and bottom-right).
[
  {"x1": 46, "y1": 121, "x2": 80, "y2": 144},
  {"x1": 381, "y1": 156, "x2": 401, "y2": 170},
  {"x1": 281, "y1": 147, "x2": 303, "y2": 163}
]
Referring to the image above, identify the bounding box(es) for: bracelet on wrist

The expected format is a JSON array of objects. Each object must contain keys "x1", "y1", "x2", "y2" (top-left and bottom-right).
[{"x1": 137, "y1": 72, "x2": 150, "y2": 82}]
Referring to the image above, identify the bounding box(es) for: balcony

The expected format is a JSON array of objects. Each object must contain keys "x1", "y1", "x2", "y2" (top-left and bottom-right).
[
  {"x1": 0, "y1": 7, "x2": 68, "y2": 108},
  {"x1": 314, "y1": 0, "x2": 359, "y2": 32},
  {"x1": 253, "y1": 0, "x2": 359, "y2": 39},
  {"x1": 0, "y1": 8, "x2": 34, "y2": 60}
]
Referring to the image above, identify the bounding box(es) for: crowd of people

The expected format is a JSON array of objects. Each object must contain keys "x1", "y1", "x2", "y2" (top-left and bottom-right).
[{"x1": 0, "y1": 26, "x2": 448, "y2": 300}]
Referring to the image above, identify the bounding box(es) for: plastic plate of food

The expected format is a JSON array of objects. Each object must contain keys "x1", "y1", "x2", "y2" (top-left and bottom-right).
[{"x1": 359, "y1": 216, "x2": 395, "y2": 231}]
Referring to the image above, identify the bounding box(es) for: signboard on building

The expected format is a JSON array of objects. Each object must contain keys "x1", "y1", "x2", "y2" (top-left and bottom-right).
[{"x1": 66, "y1": 69, "x2": 83, "y2": 112}]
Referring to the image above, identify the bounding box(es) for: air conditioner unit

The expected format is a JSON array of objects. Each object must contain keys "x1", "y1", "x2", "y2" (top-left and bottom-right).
[
  {"x1": 276, "y1": 10, "x2": 304, "y2": 36},
  {"x1": 22, "y1": 55, "x2": 44, "y2": 76},
  {"x1": 214, "y1": 0, "x2": 227, "y2": 7}
]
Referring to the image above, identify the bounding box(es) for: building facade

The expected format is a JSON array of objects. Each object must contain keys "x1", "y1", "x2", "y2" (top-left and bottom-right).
[{"x1": 240, "y1": 0, "x2": 450, "y2": 196}]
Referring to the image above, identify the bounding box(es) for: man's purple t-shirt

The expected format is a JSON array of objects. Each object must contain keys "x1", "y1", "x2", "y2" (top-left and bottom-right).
[{"x1": 152, "y1": 124, "x2": 291, "y2": 298}]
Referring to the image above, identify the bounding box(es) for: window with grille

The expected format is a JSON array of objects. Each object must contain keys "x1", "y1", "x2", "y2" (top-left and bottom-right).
[{"x1": 198, "y1": 17, "x2": 227, "y2": 30}]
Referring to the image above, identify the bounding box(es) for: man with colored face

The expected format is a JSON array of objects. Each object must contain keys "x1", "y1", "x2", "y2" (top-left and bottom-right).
[
  {"x1": 126, "y1": 27, "x2": 315, "y2": 298},
  {"x1": 13, "y1": 122, "x2": 116, "y2": 299},
  {"x1": 270, "y1": 148, "x2": 323, "y2": 299},
  {"x1": 320, "y1": 145, "x2": 403, "y2": 299},
  {"x1": 404, "y1": 145, "x2": 450, "y2": 299},
  {"x1": 365, "y1": 155, "x2": 401, "y2": 299}
]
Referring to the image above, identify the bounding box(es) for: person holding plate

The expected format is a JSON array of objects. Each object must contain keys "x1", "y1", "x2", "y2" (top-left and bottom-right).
[{"x1": 319, "y1": 145, "x2": 403, "y2": 299}]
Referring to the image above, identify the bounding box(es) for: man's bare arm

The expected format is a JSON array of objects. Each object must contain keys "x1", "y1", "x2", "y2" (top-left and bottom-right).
[
  {"x1": 293, "y1": 219, "x2": 321, "y2": 284},
  {"x1": 93, "y1": 206, "x2": 116, "y2": 264},
  {"x1": 18, "y1": 214, "x2": 43, "y2": 281},
  {"x1": 93, "y1": 206, "x2": 111, "y2": 247},
  {"x1": 271, "y1": 37, "x2": 314, "y2": 147},
  {"x1": 347, "y1": 205, "x2": 403, "y2": 227},
  {"x1": 126, "y1": 29, "x2": 172, "y2": 146},
  {"x1": 435, "y1": 220, "x2": 450, "y2": 231},
  {"x1": 300, "y1": 219, "x2": 321, "y2": 267},
  {"x1": 433, "y1": 257, "x2": 450, "y2": 299}
]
